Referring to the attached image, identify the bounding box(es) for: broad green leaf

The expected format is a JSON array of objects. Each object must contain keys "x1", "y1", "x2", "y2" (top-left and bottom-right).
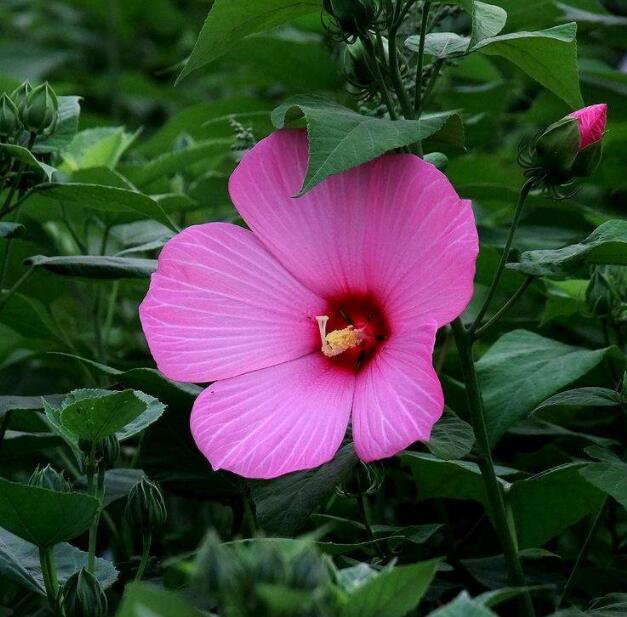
[
  {"x1": 45, "y1": 388, "x2": 164, "y2": 446},
  {"x1": 60, "y1": 127, "x2": 137, "y2": 171},
  {"x1": 0, "y1": 292, "x2": 61, "y2": 342},
  {"x1": 34, "y1": 183, "x2": 178, "y2": 232},
  {"x1": 477, "y1": 330, "x2": 621, "y2": 444},
  {"x1": 541, "y1": 279, "x2": 588, "y2": 324},
  {"x1": 401, "y1": 452, "x2": 517, "y2": 515},
  {"x1": 426, "y1": 412, "x2": 475, "y2": 460},
  {"x1": 469, "y1": 1, "x2": 508, "y2": 45},
  {"x1": 509, "y1": 220, "x2": 627, "y2": 278},
  {"x1": 122, "y1": 138, "x2": 232, "y2": 189},
  {"x1": 178, "y1": 0, "x2": 320, "y2": 81},
  {"x1": 0, "y1": 528, "x2": 117, "y2": 595},
  {"x1": 340, "y1": 560, "x2": 440, "y2": 617},
  {"x1": 0, "y1": 478, "x2": 98, "y2": 546},
  {"x1": 116, "y1": 582, "x2": 203, "y2": 617},
  {"x1": 472, "y1": 23, "x2": 583, "y2": 108},
  {"x1": 0, "y1": 394, "x2": 63, "y2": 420},
  {"x1": 533, "y1": 387, "x2": 622, "y2": 414},
  {"x1": 252, "y1": 443, "x2": 358, "y2": 535},
  {"x1": 272, "y1": 96, "x2": 463, "y2": 193},
  {"x1": 25, "y1": 254, "x2": 156, "y2": 279},
  {"x1": 0, "y1": 144, "x2": 56, "y2": 181},
  {"x1": 580, "y1": 457, "x2": 627, "y2": 510},
  {"x1": 415, "y1": 32, "x2": 471, "y2": 59},
  {"x1": 51, "y1": 353, "x2": 200, "y2": 410},
  {"x1": 0, "y1": 222, "x2": 25, "y2": 240},
  {"x1": 510, "y1": 463, "x2": 604, "y2": 548},
  {"x1": 429, "y1": 592, "x2": 498, "y2": 617}
]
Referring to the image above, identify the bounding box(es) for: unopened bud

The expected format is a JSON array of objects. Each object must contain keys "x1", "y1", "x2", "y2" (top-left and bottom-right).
[
  {"x1": 60, "y1": 568, "x2": 108, "y2": 617},
  {"x1": 11, "y1": 81, "x2": 32, "y2": 113},
  {"x1": 125, "y1": 477, "x2": 167, "y2": 536},
  {"x1": 0, "y1": 93, "x2": 20, "y2": 139},
  {"x1": 324, "y1": 0, "x2": 380, "y2": 35},
  {"x1": 21, "y1": 82, "x2": 59, "y2": 136},
  {"x1": 28, "y1": 464, "x2": 72, "y2": 492}
]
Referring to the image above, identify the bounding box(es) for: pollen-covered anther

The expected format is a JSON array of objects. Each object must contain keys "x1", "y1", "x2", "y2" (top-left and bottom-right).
[{"x1": 316, "y1": 315, "x2": 364, "y2": 357}]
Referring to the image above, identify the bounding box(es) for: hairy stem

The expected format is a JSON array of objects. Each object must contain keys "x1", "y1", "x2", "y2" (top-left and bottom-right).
[
  {"x1": 451, "y1": 318, "x2": 535, "y2": 617},
  {"x1": 469, "y1": 179, "x2": 535, "y2": 337},
  {"x1": 135, "y1": 533, "x2": 152, "y2": 581}
]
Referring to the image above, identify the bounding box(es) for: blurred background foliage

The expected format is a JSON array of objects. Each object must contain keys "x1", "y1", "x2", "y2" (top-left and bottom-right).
[{"x1": 0, "y1": 0, "x2": 626, "y2": 615}]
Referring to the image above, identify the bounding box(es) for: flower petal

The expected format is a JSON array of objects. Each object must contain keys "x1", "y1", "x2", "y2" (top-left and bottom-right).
[
  {"x1": 351, "y1": 321, "x2": 443, "y2": 462},
  {"x1": 229, "y1": 129, "x2": 478, "y2": 328},
  {"x1": 190, "y1": 353, "x2": 355, "y2": 479},
  {"x1": 570, "y1": 103, "x2": 607, "y2": 149},
  {"x1": 140, "y1": 222, "x2": 326, "y2": 382}
]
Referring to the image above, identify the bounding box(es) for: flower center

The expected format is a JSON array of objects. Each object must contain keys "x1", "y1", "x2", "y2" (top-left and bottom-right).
[{"x1": 314, "y1": 293, "x2": 389, "y2": 371}]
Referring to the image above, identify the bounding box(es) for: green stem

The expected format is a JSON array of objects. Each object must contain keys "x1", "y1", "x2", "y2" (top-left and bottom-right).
[
  {"x1": 413, "y1": 0, "x2": 432, "y2": 118},
  {"x1": 451, "y1": 318, "x2": 535, "y2": 617},
  {"x1": 355, "y1": 484, "x2": 384, "y2": 559},
  {"x1": 359, "y1": 33, "x2": 399, "y2": 120},
  {"x1": 474, "y1": 275, "x2": 535, "y2": 339},
  {"x1": 558, "y1": 498, "x2": 608, "y2": 608},
  {"x1": 386, "y1": 27, "x2": 414, "y2": 120},
  {"x1": 135, "y1": 533, "x2": 152, "y2": 581},
  {"x1": 39, "y1": 546, "x2": 59, "y2": 612},
  {"x1": 469, "y1": 179, "x2": 535, "y2": 337},
  {"x1": 0, "y1": 265, "x2": 33, "y2": 310}
]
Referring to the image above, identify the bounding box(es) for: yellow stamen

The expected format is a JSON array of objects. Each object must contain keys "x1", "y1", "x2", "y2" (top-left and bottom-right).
[{"x1": 316, "y1": 315, "x2": 363, "y2": 357}]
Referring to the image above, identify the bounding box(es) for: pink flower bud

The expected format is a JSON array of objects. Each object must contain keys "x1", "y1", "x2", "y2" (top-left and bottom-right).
[{"x1": 569, "y1": 103, "x2": 607, "y2": 150}]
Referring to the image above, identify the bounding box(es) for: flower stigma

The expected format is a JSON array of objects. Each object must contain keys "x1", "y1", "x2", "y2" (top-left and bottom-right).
[{"x1": 316, "y1": 315, "x2": 364, "y2": 357}]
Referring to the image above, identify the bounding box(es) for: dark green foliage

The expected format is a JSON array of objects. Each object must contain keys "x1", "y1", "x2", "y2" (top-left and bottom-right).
[{"x1": 0, "y1": 1, "x2": 626, "y2": 616}]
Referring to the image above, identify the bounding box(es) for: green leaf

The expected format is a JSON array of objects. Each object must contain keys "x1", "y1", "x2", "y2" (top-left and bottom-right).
[
  {"x1": 60, "y1": 127, "x2": 138, "y2": 171},
  {"x1": 0, "y1": 144, "x2": 56, "y2": 181},
  {"x1": 426, "y1": 411, "x2": 475, "y2": 460},
  {"x1": 340, "y1": 560, "x2": 440, "y2": 617},
  {"x1": 533, "y1": 387, "x2": 622, "y2": 414},
  {"x1": 178, "y1": 0, "x2": 320, "y2": 81},
  {"x1": 252, "y1": 443, "x2": 358, "y2": 535},
  {"x1": 25, "y1": 255, "x2": 156, "y2": 279},
  {"x1": 580, "y1": 457, "x2": 627, "y2": 510},
  {"x1": 34, "y1": 95, "x2": 81, "y2": 154},
  {"x1": 472, "y1": 23, "x2": 583, "y2": 108},
  {"x1": 272, "y1": 96, "x2": 463, "y2": 193},
  {"x1": 45, "y1": 388, "x2": 164, "y2": 446},
  {"x1": 122, "y1": 138, "x2": 232, "y2": 189},
  {"x1": 416, "y1": 32, "x2": 471, "y2": 59},
  {"x1": 541, "y1": 279, "x2": 588, "y2": 324},
  {"x1": 428, "y1": 592, "x2": 498, "y2": 617},
  {"x1": 510, "y1": 463, "x2": 604, "y2": 548},
  {"x1": 0, "y1": 478, "x2": 98, "y2": 546},
  {"x1": 477, "y1": 330, "x2": 621, "y2": 444},
  {"x1": 34, "y1": 183, "x2": 178, "y2": 232},
  {"x1": 0, "y1": 528, "x2": 117, "y2": 595},
  {"x1": 115, "y1": 582, "x2": 203, "y2": 617},
  {"x1": 0, "y1": 222, "x2": 25, "y2": 240},
  {"x1": 508, "y1": 220, "x2": 627, "y2": 278},
  {"x1": 0, "y1": 292, "x2": 61, "y2": 342}
]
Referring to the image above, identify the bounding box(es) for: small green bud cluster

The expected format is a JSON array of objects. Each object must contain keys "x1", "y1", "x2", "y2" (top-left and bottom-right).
[
  {"x1": 0, "y1": 81, "x2": 60, "y2": 142},
  {"x1": 60, "y1": 568, "x2": 108, "y2": 617},
  {"x1": 28, "y1": 464, "x2": 72, "y2": 492},
  {"x1": 323, "y1": 0, "x2": 382, "y2": 39},
  {"x1": 192, "y1": 534, "x2": 332, "y2": 614},
  {"x1": 125, "y1": 477, "x2": 167, "y2": 538}
]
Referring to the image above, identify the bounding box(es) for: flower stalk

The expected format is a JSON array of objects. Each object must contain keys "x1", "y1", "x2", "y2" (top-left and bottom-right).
[
  {"x1": 39, "y1": 546, "x2": 59, "y2": 612},
  {"x1": 451, "y1": 318, "x2": 535, "y2": 617}
]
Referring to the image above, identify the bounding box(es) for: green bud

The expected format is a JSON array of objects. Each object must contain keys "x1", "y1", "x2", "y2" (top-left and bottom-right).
[
  {"x1": 124, "y1": 477, "x2": 167, "y2": 536},
  {"x1": 11, "y1": 81, "x2": 32, "y2": 112},
  {"x1": 0, "y1": 93, "x2": 20, "y2": 138},
  {"x1": 28, "y1": 464, "x2": 72, "y2": 492},
  {"x1": 289, "y1": 547, "x2": 330, "y2": 591},
  {"x1": 248, "y1": 541, "x2": 288, "y2": 585},
  {"x1": 424, "y1": 151, "x2": 448, "y2": 170},
  {"x1": 79, "y1": 435, "x2": 120, "y2": 469},
  {"x1": 532, "y1": 116, "x2": 580, "y2": 181},
  {"x1": 324, "y1": 0, "x2": 379, "y2": 35},
  {"x1": 21, "y1": 82, "x2": 59, "y2": 136},
  {"x1": 571, "y1": 140, "x2": 603, "y2": 178},
  {"x1": 343, "y1": 38, "x2": 387, "y2": 90},
  {"x1": 60, "y1": 568, "x2": 108, "y2": 617}
]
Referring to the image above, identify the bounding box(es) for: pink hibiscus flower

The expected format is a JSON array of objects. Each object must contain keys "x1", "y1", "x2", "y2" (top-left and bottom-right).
[
  {"x1": 140, "y1": 130, "x2": 478, "y2": 479},
  {"x1": 570, "y1": 103, "x2": 607, "y2": 150}
]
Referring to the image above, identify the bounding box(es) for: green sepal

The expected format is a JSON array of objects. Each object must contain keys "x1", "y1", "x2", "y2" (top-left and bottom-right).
[{"x1": 533, "y1": 116, "x2": 580, "y2": 179}]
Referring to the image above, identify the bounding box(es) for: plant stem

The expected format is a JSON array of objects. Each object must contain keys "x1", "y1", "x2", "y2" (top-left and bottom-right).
[
  {"x1": 469, "y1": 179, "x2": 535, "y2": 337},
  {"x1": 88, "y1": 466, "x2": 106, "y2": 572},
  {"x1": 359, "y1": 33, "x2": 399, "y2": 120},
  {"x1": 386, "y1": 27, "x2": 414, "y2": 120},
  {"x1": 558, "y1": 498, "x2": 608, "y2": 608},
  {"x1": 135, "y1": 533, "x2": 152, "y2": 581},
  {"x1": 474, "y1": 275, "x2": 535, "y2": 339},
  {"x1": 356, "y1": 489, "x2": 385, "y2": 559},
  {"x1": 451, "y1": 318, "x2": 535, "y2": 617},
  {"x1": 39, "y1": 546, "x2": 59, "y2": 612},
  {"x1": 0, "y1": 265, "x2": 33, "y2": 310},
  {"x1": 413, "y1": 0, "x2": 431, "y2": 116}
]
